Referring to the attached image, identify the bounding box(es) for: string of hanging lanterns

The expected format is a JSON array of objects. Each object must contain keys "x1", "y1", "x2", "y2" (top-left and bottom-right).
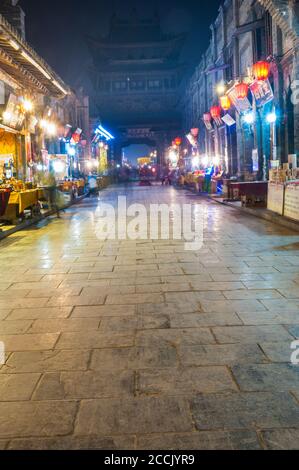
[{"x1": 203, "y1": 60, "x2": 271, "y2": 123}]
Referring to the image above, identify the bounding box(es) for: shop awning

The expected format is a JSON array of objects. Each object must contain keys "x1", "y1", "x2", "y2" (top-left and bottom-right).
[{"x1": 0, "y1": 13, "x2": 70, "y2": 98}]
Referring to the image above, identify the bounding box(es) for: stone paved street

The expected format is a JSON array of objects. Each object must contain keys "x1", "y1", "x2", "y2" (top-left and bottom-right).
[{"x1": 1, "y1": 184, "x2": 299, "y2": 450}]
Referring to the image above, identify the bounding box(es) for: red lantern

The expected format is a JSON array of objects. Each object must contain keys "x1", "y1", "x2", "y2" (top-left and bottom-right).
[
  {"x1": 174, "y1": 137, "x2": 182, "y2": 146},
  {"x1": 252, "y1": 61, "x2": 270, "y2": 81},
  {"x1": 219, "y1": 95, "x2": 231, "y2": 111},
  {"x1": 235, "y1": 82, "x2": 249, "y2": 99},
  {"x1": 210, "y1": 106, "x2": 221, "y2": 120}
]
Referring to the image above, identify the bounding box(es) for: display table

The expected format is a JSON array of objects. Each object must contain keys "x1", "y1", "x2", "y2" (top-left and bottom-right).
[
  {"x1": 0, "y1": 189, "x2": 39, "y2": 222},
  {"x1": 8, "y1": 189, "x2": 39, "y2": 213},
  {"x1": 229, "y1": 181, "x2": 268, "y2": 206},
  {"x1": 0, "y1": 189, "x2": 11, "y2": 217}
]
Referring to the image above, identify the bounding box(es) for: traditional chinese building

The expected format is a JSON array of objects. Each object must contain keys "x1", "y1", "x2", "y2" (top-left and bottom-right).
[
  {"x1": 88, "y1": 10, "x2": 186, "y2": 162},
  {"x1": 0, "y1": 5, "x2": 91, "y2": 181},
  {"x1": 182, "y1": 0, "x2": 299, "y2": 179}
]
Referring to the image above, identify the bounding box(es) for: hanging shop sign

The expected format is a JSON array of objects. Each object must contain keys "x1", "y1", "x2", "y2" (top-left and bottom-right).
[
  {"x1": 71, "y1": 128, "x2": 82, "y2": 145},
  {"x1": 203, "y1": 113, "x2": 213, "y2": 131},
  {"x1": 28, "y1": 116, "x2": 38, "y2": 134},
  {"x1": 2, "y1": 94, "x2": 25, "y2": 131},
  {"x1": 221, "y1": 114, "x2": 236, "y2": 127},
  {"x1": 186, "y1": 133, "x2": 198, "y2": 147},
  {"x1": 227, "y1": 86, "x2": 251, "y2": 114},
  {"x1": 250, "y1": 79, "x2": 273, "y2": 108},
  {"x1": 252, "y1": 149, "x2": 259, "y2": 172},
  {"x1": 210, "y1": 106, "x2": 223, "y2": 127}
]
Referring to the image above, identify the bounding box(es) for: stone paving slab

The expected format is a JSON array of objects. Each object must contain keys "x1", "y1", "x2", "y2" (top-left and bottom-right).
[
  {"x1": 137, "y1": 367, "x2": 238, "y2": 395},
  {"x1": 179, "y1": 344, "x2": 268, "y2": 366},
  {"x1": 1, "y1": 350, "x2": 91, "y2": 373},
  {"x1": 75, "y1": 397, "x2": 194, "y2": 436},
  {"x1": 190, "y1": 392, "x2": 299, "y2": 430},
  {"x1": 137, "y1": 430, "x2": 262, "y2": 450},
  {"x1": 231, "y1": 364, "x2": 299, "y2": 392},
  {"x1": 262, "y1": 429, "x2": 299, "y2": 450},
  {"x1": 0, "y1": 401, "x2": 78, "y2": 438}
]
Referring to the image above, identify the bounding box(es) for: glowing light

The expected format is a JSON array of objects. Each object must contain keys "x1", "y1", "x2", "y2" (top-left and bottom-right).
[
  {"x1": 266, "y1": 111, "x2": 277, "y2": 124},
  {"x1": 235, "y1": 82, "x2": 249, "y2": 100},
  {"x1": 252, "y1": 61, "x2": 270, "y2": 81},
  {"x1": 2, "y1": 111, "x2": 12, "y2": 121},
  {"x1": 219, "y1": 95, "x2": 231, "y2": 111},
  {"x1": 22, "y1": 99, "x2": 33, "y2": 112},
  {"x1": 202, "y1": 155, "x2": 209, "y2": 166},
  {"x1": 9, "y1": 39, "x2": 20, "y2": 51},
  {"x1": 53, "y1": 160, "x2": 65, "y2": 173},
  {"x1": 36, "y1": 163, "x2": 43, "y2": 171},
  {"x1": 47, "y1": 122, "x2": 57, "y2": 136},
  {"x1": 52, "y1": 80, "x2": 68, "y2": 95},
  {"x1": 243, "y1": 112, "x2": 255, "y2": 124},
  {"x1": 216, "y1": 82, "x2": 226, "y2": 95},
  {"x1": 21, "y1": 51, "x2": 52, "y2": 80},
  {"x1": 210, "y1": 106, "x2": 221, "y2": 120},
  {"x1": 169, "y1": 150, "x2": 177, "y2": 163},
  {"x1": 68, "y1": 147, "x2": 76, "y2": 157},
  {"x1": 213, "y1": 155, "x2": 220, "y2": 166},
  {"x1": 96, "y1": 125, "x2": 115, "y2": 140},
  {"x1": 192, "y1": 156, "x2": 200, "y2": 168}
]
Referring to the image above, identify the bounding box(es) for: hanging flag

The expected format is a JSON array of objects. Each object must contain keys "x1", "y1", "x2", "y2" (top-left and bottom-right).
[
  {"x1": 186, "y1": 133, "x2": 198, "y2": 147},
  {"x1": 203, "y1": 114, "x2": 213, "y2": 131},
  {"x1": 222, "y1": 114, "x2": 236, "y2": 127},
  {"x1": 250, "y1": 79, "x2": 274, "y2": 107}
]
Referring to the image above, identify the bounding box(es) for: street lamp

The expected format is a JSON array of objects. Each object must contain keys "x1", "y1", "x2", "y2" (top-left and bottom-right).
[
  {"x1": 243, "y1": 111, "x2": 255, "y2": 124},
  {"x1": 266, "y1": 111, "x2": 277, "y2": 124}
]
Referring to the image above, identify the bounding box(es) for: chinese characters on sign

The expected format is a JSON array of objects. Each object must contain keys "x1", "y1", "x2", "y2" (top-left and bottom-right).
[{"x1": 250, "y1": 79, "x2": 274, "y2": 107}]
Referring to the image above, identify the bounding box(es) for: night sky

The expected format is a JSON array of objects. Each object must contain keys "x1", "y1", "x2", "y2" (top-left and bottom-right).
[{"x1": 19, "y1": 0, "x2": 222, "y2": 92}]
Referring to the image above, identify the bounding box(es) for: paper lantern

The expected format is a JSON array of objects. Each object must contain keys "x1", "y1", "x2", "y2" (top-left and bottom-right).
[
  {"x1": 235, "y1": 82, "x2": 249, "y2": 99},
  {"x1": 174, "y1": 137, "x2": 182, "y2": 146},
  {"x1": 210, "y1": 106, "x2": 221, "y2": 120},
  {"x1": 219, "y1": 96, "x2": 231, "y2": 111},
  {"x1": 252, "y1": 61, "x2": 270, "y2": 81}
]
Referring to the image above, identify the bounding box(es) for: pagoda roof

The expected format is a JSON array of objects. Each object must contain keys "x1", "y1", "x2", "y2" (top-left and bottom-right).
[{"x1": 87, "y1": 12, "x2": 186, "y2": 63}]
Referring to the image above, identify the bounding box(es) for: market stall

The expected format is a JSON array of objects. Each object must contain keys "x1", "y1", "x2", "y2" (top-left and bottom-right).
[
  {"x1": 267, "y1": 164, "x2": 299, "y2": 220},
  {"x1": 229, "y1": 181, "x2": 268, "y2": 206},
  {"x1": 0, "y1": 187, "x2": 39, "y2": 223}
]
